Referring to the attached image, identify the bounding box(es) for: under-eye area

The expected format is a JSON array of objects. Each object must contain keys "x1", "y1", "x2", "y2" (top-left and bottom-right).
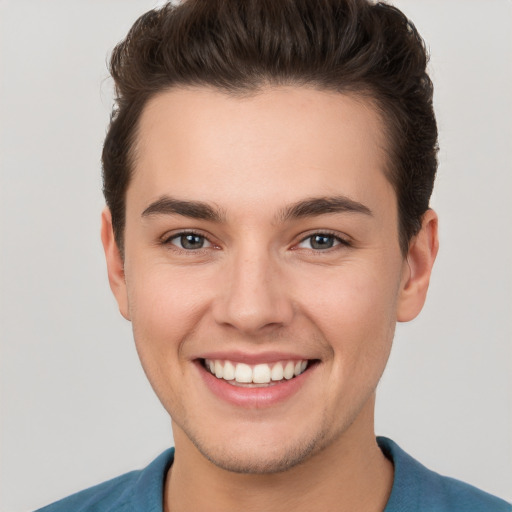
[{"x1": 200, "y1": 359, "x2": 319, "y2": 387}]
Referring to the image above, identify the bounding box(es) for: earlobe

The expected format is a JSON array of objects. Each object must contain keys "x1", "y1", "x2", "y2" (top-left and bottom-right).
[
  {"x1": 100, "y1": 208, "x2": 131, "y2": 321},
  {"x1": 397, "y1": 209, "x2": 439, "y2": 322}
]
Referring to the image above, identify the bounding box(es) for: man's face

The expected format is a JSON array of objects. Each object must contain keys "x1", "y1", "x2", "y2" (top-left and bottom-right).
[{"x1": 107, "y1": 86, "x2": 416, "y2": 472}]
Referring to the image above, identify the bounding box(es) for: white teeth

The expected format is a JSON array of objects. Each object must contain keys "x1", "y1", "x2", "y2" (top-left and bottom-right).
[
  {"x1": 214, "y1": 360, "x2": 223, "y2": 379},
  {"x1": 271, "y1": 362, "x2": 284, "y2": 381},
  {"x1": 234, "y1": 363, "x2": 253, "y2": 383},
  {"x1": 205, "y1": 358, "x2": 310, "y2": 385},
  {"x1": 253, "y1": 364, "x2": 271, "y2": 384},
  {"x1": 283, "y1": 361, "x2": 295, "y2": 380},
  {"x1": 223, "y1": 360, "x2": 235, "y2": 381}
]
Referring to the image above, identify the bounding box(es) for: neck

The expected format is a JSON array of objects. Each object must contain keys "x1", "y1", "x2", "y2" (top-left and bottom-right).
[{"x1": 164, "y1": 399, "x2": 393, "y2": 512}]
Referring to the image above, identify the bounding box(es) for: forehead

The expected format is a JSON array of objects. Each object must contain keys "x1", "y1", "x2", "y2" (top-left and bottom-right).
[{"x1": 129, "y1": 86, "x2": 394, "y2": 217}]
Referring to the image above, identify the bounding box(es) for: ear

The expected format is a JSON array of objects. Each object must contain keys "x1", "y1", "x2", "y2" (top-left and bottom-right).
[
  {"x1": 100, "y1": 207, "x2": 131, "y2": 321},
  {"x1": 397, "y1": 209, "x2": 439, "y2": 322}
]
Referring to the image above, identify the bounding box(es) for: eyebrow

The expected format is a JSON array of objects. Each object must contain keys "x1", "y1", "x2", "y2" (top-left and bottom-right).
[
  {"x1": 278, "y1": 196, "x2": 373, "y2": 221},
  {"x1": 141, "y1": 196, "x2": 225, "y2": 222},
  {"x1": 141, "y1": 195, "x2": 372, "y2": 223}
]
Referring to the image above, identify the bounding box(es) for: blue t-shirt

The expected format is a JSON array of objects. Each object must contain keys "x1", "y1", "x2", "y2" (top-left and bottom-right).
[{"x1": 35, "y1": 437, "x2": 510, "y2": 511}]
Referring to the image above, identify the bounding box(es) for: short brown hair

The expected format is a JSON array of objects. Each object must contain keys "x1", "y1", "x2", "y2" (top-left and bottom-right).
[{"x1": 102, "y1": 0, "x2": 438, "y2": 255}]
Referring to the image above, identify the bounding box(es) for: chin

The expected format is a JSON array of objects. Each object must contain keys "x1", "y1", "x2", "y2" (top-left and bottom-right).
[
  {"x1": 195, "y1": 437, "x2": 323, "y2": 474},
  {"x1": 178, "y1": 415, "x2": 336, "y2": 474}
]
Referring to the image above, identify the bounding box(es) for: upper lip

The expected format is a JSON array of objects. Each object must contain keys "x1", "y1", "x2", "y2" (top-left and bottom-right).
[{"x1": 194, "y1": 351, "x2": 316, "y2": 365}]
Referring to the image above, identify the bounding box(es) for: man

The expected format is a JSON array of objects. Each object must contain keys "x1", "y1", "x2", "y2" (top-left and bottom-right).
[{"x1": 36, "y1": 0, "x2": 510, "y2": 510}]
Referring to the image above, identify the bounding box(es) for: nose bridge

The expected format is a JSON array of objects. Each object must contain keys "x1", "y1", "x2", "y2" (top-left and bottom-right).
[{"x1": 214, "y1": 239, "x2": 293, "y2": 333}]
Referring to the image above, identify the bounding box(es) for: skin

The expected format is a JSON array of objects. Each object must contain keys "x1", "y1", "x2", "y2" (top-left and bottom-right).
[{"x1": 102, "y1": 86, "x2": 438, "y2": 511}]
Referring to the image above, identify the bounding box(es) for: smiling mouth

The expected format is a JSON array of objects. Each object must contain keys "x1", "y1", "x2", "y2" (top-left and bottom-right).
[{"x1": 201, "y1": 358, "x2": 316, "y2": 387}]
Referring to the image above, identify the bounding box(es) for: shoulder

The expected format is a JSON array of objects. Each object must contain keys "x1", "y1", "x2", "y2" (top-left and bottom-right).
[
  {"x1": 34, "y1": 471, "x2": 140, "y2": 512},
  {"x1": 34, "y1": 448, "x2": 174, "y2": 512},
  {"x1": 378, "y1": 437, "x2": 510, "y2": 512}
]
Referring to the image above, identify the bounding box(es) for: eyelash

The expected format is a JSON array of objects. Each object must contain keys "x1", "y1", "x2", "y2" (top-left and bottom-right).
[
  {"x1": 161, "y1": 230, "x2": 215, "y2": 253},
  {"x1": 161, "y1": 230, "x2": 351, "y2": 253},
  {"x1": 296, "y1": 231, "x2": 351, "y2": 251}
]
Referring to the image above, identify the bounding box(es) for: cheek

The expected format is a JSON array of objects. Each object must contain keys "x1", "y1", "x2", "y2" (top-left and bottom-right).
[
  {"x1": 126, "y1": 265, "x2": 210, "y2": 362},
  {"x1": 296, "y1": 261, "x2": 400, "y2": 360},
  {"x1": 124, "y1": 265, "x2": 215, "y2": 415}
]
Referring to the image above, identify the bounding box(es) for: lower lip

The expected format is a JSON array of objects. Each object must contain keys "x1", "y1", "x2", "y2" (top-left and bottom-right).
[{"x1": 196, "y1": 361, "x2": 315, "y2": 408}]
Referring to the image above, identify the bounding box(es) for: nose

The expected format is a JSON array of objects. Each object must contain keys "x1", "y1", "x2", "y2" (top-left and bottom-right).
[{"x1": 212, "y1": 248, "x2": 294, "y2": 335}]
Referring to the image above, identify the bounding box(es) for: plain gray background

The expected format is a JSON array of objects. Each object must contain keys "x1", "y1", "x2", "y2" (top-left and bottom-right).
[{"x1": 1, "y1": 1, "x2": 511, "y2": 510}]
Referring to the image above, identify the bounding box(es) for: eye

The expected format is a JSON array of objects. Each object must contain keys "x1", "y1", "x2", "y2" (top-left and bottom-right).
[
  {"x1": 297, "y1": 233, "x2": 345, "y2": 250},
  {"x1": 167, "y1": 232, "x2": 212, "y2": 250}
]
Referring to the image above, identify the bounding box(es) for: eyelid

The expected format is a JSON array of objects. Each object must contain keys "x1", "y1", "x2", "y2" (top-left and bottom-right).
[
  {"x1": 161, "y1": 229, "x2": 216, "y2": 249},
  {"x1": 295, "y1": 230, "x2": 351, "y2": 249},
  {"x1": 158, "y1": 229, "x2": 351, "y2": 251}
]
